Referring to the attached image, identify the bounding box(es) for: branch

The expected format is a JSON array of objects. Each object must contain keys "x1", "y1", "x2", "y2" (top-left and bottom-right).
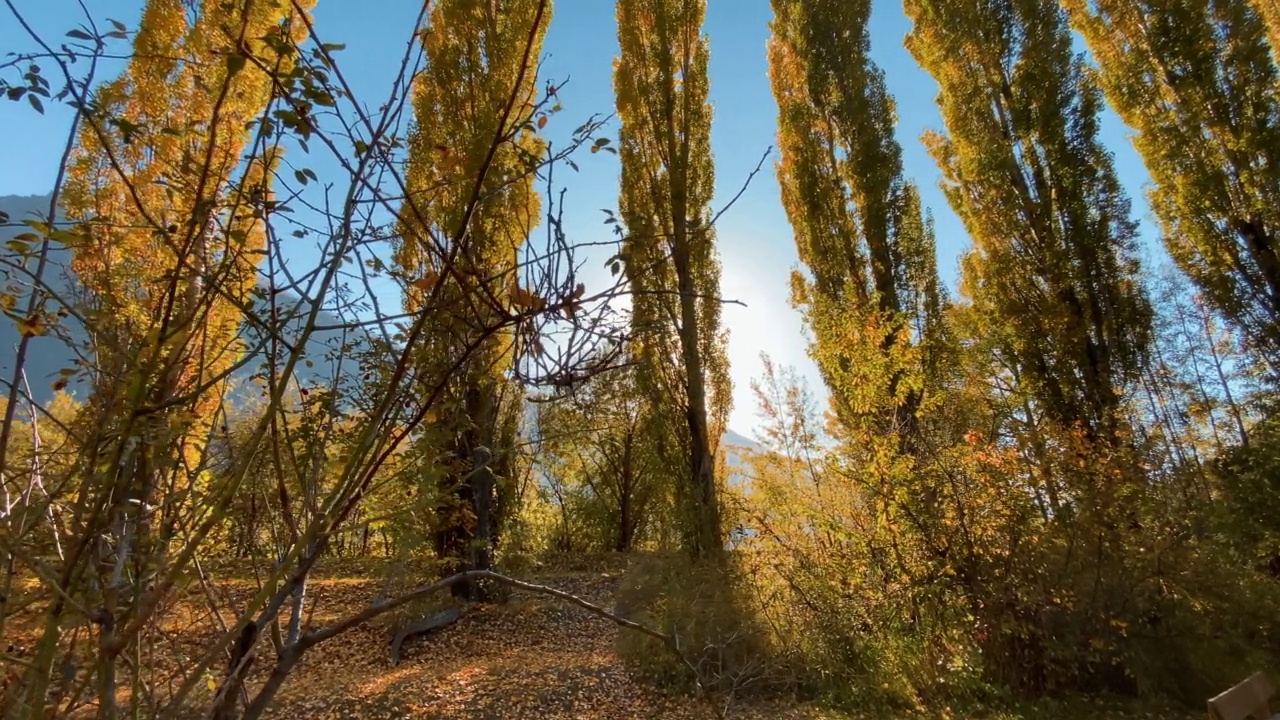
[{"x1": 707, "y1": 145, "x2": 772, "y2": 230}]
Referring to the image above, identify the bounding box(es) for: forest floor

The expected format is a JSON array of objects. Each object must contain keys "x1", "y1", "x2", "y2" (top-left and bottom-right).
[
  {"x1": 252, "y1": 557, "x2": 792, "y2": 720},
  {"x1": 218, "y1": 555, "x2": 1199, "y2": 720},
  {"x1": 5, "y1": 555, "x2": 1202, "y2": 719}
]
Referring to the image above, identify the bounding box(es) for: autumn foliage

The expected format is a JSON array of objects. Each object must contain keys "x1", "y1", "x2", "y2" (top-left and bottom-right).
[{"x1": 3, "y1": 0, "x2": 1280, "y2": 718}]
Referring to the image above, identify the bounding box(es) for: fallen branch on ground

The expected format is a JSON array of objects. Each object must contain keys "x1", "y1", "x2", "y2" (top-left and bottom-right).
[
  {"x1": 232, "y1": 568, "x2": 702, "y2": 720},
  {"x1": 390, "y1": 607, "x2": 462, "y2": 665}
]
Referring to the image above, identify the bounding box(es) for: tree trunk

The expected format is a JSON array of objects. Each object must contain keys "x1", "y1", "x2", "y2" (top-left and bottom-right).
[
  {"x1": 673, "y1": 234, "x2": 722, "y2": 559},
  {"x1": 436, "y1": 387, "x2": 499, "y2": 601}
]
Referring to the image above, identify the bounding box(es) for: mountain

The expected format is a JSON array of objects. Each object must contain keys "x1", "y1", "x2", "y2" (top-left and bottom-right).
[
  {"x1": 1, "y1": 195, "x2": 766, "y2": 479},
  {"x1": 0, "y1": 193, "x2": 366, "y2": 406},
  {"x1": 721, "y1": 428, "x2": 763, "y2": 489},
  {"x1": 0, "y1": 194, "x2": 84, "y2": 398}
]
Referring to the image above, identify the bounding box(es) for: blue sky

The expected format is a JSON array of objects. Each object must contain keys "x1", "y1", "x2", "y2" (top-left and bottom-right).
[{"x1": 0, "y1": 0, "x2": 1162, "y2": 437}]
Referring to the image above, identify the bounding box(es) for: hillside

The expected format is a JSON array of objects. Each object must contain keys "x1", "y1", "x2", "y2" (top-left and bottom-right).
[
  {"x1": 0, "y1": 194, "x2": 768, "y2": 459},
  {"x1": 0, "y1": 193, "x2": 367, "y2": 405}
]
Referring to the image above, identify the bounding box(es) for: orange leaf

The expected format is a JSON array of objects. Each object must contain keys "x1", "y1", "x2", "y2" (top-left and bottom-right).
[{"x1": 411, "y1": 271, "x2": 440, "y2": 292}]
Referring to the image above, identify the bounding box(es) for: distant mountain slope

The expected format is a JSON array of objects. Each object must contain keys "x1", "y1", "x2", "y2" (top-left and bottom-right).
[
  {"x1": 0, "y1": 194, "x2": 85, "y2": 397},
  {"x1": 0, "y1": 193, "x2": 367, "y2": 406},
  {"x1": 721, "y1": 429, "x2": 764, "y2": 488},
  {"x1": 1, "y1": 195, "x2": 766, "y2": 466}
]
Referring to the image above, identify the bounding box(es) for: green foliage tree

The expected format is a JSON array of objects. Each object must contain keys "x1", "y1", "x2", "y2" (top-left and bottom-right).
[
  {"x1": 906, "y1": 0, "x2": 1152, "y2": 447},
  {"x1": 768, "y1": 0, "x2": 946, "y2": 448},
  {"x1": 1063, "y1": 0, "x2": 1280, "y2": 369},
  {"x1": 535, "y1": 356, "x2": 665, "y2": 553},
  {"x1": 614, "y1": 0, "x2": 731, "y2": 559},
  {"x1": 904, "y1": 0, "x2": 1173, "y2": 693}
]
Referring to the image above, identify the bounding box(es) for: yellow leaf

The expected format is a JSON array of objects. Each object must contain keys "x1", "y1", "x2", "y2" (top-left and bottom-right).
[{"x1": 15, "y1": 314, "x2": 44, "y2": 337}]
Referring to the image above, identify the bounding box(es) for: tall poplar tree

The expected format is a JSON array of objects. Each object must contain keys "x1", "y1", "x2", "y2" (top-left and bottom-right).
[
  {"x1": 614, "y1": 0, "x2": 730, "y2": 558},
  {"x1": 62, "y1": 0, "x2": 312, "y2": 522},
  {"x1": 1252, "y1": 0, "x2": 1280, "y2": 57},
  {"x1": 768, "y1": 0, "x2": 946, "y2": 445},
  {"x1": 906, "y1": 0, "x2": 1152, "y2": 446},
  {"x1": 1063, "y1": 0, "x2": 1280, "y2": 368},
  {"x1": 395, "y1": 0, "x2": 549, "y2": 595}
]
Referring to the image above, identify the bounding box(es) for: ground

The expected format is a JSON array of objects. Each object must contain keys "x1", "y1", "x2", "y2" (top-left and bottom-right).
[
  {"x1": 253, "y1": 558, "x2": 802, "y2": 720},
  {"x1": 4, "y1": 555, "x2": 1204, "y2": 719},
  {"x1": 234, "y1": 557, "x2": 1198, "y2": 720}
]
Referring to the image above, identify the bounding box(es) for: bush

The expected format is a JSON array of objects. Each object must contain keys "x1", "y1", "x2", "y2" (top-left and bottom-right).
[{"x1": 614, "y1": 552, "x2": 791, "y2": 706}]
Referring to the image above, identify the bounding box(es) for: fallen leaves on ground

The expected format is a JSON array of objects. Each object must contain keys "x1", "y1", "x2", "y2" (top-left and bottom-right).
[{"x1": 257, "y1": 569, "x2": 754, "y2": 719}]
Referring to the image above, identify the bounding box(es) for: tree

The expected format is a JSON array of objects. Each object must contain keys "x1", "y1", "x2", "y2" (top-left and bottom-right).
[
  {"x1": 768, "y1": 0, "x2": 947, "y2": 448},
  {"x1": 39, "y1": 0, "x2": 311, "y2": 709},
  {"x1": 614, "y1": 0, "x2": 730, "y2": 559},
  {"x1": 535, "y1": 355, "x2": 663, "y2": 553},
  {"x1": 62, "y1": 0, "x2": 309, "y2": 470},
  {"x1": 1252, "y1": 0, "x2": 1280, "y2": 60},
  {"x1": 905, "y1": 0, "x2": 1167, "y2": 690},
  {"x1": 1063, "y1": 0, "x2": 1280, "y2": 369},
  {"x1": 394, "y1": 0, "x2": 551, "y2": 599},
  {"x1": 0, "y1": 0, "x2": 625, "y2": 713},
  {"x1": 906, "y1": 0, "x2": 1152, "y2": 447}
]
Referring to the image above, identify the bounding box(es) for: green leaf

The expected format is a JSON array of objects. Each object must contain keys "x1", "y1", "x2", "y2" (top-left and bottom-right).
[
  {"x1": 28, "y1": 94, "x2": 43, "y2": 114},
  {"x1": 226, "y1": 53, "x2": 247, "y2": 77},
  {"x1": 65, "y1": 29, "x2": 93, "y2": 41},
  {"x1": 48, "y1": 228, "x2": 81, "y2": 244}
]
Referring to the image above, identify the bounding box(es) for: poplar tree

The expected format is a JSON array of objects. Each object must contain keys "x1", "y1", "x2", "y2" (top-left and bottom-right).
[
  {"x1": 62, "y1": 0, "x2": 312, "y2": 519},
  {"x1": 768, "y1": 0, "x2": 946, "y2": 445},
  {"x1": 1063, "y1": 0, "x2": 1280, "y2": 367},
  {"x1": 1252, "y1": 0, "x2": 1280, "y2": 57},
  {"x1": 614, "y1": 0, "x2": 730, "y2": 558},
  {"x1": 394, "y1": 0, "x2": 549, "y2": 595},
  {"x1": 905, "y1": 0, "x2": 1152, "y2": 445}
]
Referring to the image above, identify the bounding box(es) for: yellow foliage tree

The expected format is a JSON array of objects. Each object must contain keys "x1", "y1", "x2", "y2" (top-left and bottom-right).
[
  {"x1": 394, "y1": 0, "x2": 550, "y2": 597},
  {"x1": 62, "y1": 0, "x2": 313, "y2": 524}
]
